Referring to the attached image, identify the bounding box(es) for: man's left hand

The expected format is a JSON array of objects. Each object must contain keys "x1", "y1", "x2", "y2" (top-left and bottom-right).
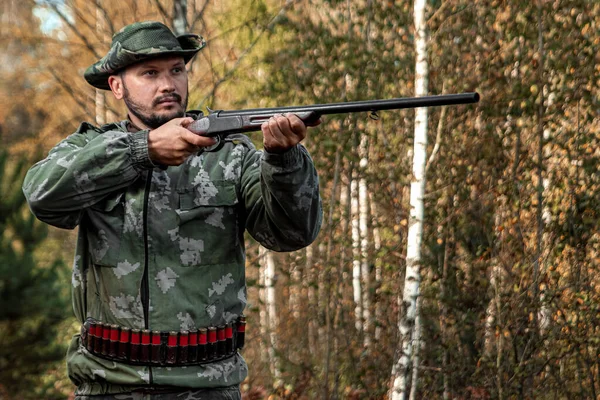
[{"x1": 261, "y1": 113, "x2": 321, "y2": 153}]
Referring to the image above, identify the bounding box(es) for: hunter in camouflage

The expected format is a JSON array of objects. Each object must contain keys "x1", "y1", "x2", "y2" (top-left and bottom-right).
[{"x1": 23, "y1": 21, "x2": 322, "y2": 398}]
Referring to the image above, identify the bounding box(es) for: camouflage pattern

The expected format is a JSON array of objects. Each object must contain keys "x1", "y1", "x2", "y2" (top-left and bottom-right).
[
  {"x1": 84, "y1": 21, "x2": 206, "y2": 90},
  {"x1": 22, "y1": 113, "x2": 322, "y2": 395},
  {"x1": 74, "y1": 386, "x2": 241, "y2": 399}
]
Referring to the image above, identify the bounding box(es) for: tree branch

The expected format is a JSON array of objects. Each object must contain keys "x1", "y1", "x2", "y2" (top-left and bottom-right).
[
  {"x1": 47, "y1": 67, "x2": 91, "y2": 116},
  {"x1": 426, "y1": 85, "x2": 447, "y2": 173},
  {"x1": 195, "y1": 0, "x2": 301, "y2": 107},
  {"x1": 189, "y1": 0, "x2": 211, "y2": 33},
  {"x1": 44, "y1": 0, "x2": 102, "y2": 58},
  {"x1": 95, "y1": 0, "x2": 116, "y2": 37},
  {"x1": 150, "y1": 0, "x2": 171, "y2": 25}
]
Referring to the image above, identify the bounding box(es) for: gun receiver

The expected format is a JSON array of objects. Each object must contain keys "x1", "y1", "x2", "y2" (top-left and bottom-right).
[{"x1": 187, "y1": 92, "x2": 480, "y2": 138}]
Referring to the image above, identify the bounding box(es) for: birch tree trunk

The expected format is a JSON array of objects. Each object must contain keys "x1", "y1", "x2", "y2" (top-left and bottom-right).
[
  {"x1": 370, "y1": 194, "x2": 383, "y2": 341},
  {"x1": 323, "y1": 127, "x2": 344, "y2": 398},
  {"x1": 258, "y1": 251, "x2": 268, "y2": 365},
  {"x1": 95, "y1": 0, "x2": 106, "y2": 126},
  {"x1": 358, "y1": 135, "x2": 371, "y2": 347},
  {"x1": 409, "y1": 296, "x2": 422, "y2": 400},
  {"x1": 306, "y1": 244, "x2": 317, "y2": 356},
  {"x1": 351, "y1": 173, "x2": 362, "y2": 332},
  {"x1": 289, "y1": 254, "x2": 299, "y2": 318},
  {"x1": 172, "y1": 0, "x2": 188, "y2": 35},
  {"x1": 535, "y1": 1, "x2": 551, "y2": 335},
  {"x1": 390, "y1": 0, "x2": 429, "y2": 396},
  {"x1": 259, "y1": 246, "x2": 281, "y2": 379}
]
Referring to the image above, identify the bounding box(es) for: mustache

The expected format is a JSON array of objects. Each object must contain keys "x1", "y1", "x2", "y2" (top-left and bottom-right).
[{"x1": 153, "y1": 93, "x2": 182, "y2": 106}]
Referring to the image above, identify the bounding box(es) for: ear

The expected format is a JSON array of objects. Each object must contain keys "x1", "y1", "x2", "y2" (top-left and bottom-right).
[{"x1": 108, "y1": 74, "x2": 125, "y2": 100}]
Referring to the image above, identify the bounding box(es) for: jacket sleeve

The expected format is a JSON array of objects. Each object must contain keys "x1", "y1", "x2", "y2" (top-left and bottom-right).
[
  {"x1": 240, "y1": 143, "x2": 323, "y2": 252},
  {"x1": 22, "y1": 124, "x2": 154, "y2": 229}
]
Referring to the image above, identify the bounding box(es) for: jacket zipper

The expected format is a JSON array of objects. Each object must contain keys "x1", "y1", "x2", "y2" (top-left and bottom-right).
[
  {"x1": 141, "y1": 170, "x2": 152, "y2": 327},
  {"x1": 141, "y1": 169, "x2": 153, "y2": 383}
]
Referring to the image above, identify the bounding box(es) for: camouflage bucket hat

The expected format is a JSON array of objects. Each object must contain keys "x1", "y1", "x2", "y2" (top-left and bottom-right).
[{"x1": 84, "y1": 21, "x2": 206, "y2": 90}]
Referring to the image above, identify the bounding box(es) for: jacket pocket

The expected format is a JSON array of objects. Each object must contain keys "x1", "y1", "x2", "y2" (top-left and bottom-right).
[
  {"x1": 176, "y1": 182, "x2": 240, "y2": 266},
  {"x1": 85, "y1": 192, "x2": 125, "y2": 267}
]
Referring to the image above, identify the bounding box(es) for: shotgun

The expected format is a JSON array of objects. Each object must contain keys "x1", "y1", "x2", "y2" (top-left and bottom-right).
[{"x1": 187, "y1": 92, "x2": 480, "y2": 137}]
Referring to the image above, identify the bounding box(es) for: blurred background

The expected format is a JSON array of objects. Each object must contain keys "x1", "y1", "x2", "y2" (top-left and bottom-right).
[{"x1": 1, "y1": 0, "x2": 599, "y2": 398}]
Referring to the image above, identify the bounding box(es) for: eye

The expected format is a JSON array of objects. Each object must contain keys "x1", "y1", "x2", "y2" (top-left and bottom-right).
[
  {"x1": 172, "y1": 66, "x2": 184, "y2": 74},
  {"x1": 142, "y1": 70, "x2": 157, "y2": 76}
]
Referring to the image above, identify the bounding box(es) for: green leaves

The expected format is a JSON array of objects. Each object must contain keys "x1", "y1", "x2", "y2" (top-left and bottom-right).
[{"x1": 0, "y1": 148, "x2": 69, "y2": 399}]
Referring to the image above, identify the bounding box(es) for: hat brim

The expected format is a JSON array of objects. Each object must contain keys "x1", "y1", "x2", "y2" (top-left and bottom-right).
[{"x1": 84, "y1": 34, "x2": 205, "y2": 90}]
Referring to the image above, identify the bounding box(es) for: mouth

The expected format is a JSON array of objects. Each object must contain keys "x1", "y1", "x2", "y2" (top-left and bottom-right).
[{"x1": 155, "y1": 95, "x2": 181, "y2": 106}]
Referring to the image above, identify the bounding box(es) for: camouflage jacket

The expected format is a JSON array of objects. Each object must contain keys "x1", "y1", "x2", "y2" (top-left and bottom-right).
[{"x1": 22, "y1": 115, "x2": 322, "y2": 395}]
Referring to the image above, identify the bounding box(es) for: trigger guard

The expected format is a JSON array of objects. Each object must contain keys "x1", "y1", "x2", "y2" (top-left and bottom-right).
[{"x1": 203, "y1": 135, "x2": 223, "y2": 153}]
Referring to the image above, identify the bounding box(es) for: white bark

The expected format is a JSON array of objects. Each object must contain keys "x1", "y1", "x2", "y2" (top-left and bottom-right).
[
  {"x1": 538, "y1": 127, "x2": 552, "y2": 333},
  {"x1": 340, "y1": 171, "x2": 352, "y2": 290},
  {"x1": 95, "y1": 1, "x2": 105, "y2": 126},
  {"x1": 289, "y1": 252, "x2": 301, "y2": 318},
  {"x1": 306, "y1": 245, "x2": 317, "y2": 355},
  {"x1": 390, "y1": 0, "x2": 429, "y2": 397},
  {"x1": 359, "y1": 135, "x2": 371, "y2": 347},
  {"x1": 95, "y1": 92, "x2": 105, "y2": 125},
  {"x1": 259, "y1": 246, "x2": 280, "y2": 379},
  {"x1": 484, "y1": 235, "x2": 501, "y2": 355},
  {"x1": 409, "y1": 296, "x2": 423, "y2": 400},
  {"x1": 258, "y1": 252, "x2": 268, "y2": 365},
  {"x1": 370, "y1": 194, "x2": 383, "y2": 340},
  {"x1": 351, "y1": 175, "x2": 362, "y2": 332},
  {"x1": 172, "y1": 0, "x2": 188, "y2": 35},
  {"x1": 317, "y1": 242, "x2": 327, "y2": 352},
  {"x1": 536, "y1": 6, "x2": 551, "y2": 334}
]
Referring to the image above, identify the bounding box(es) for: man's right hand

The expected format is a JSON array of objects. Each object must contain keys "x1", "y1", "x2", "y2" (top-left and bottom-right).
[{"x1": 148, "y1": 117, "x2": 217, "y2": 166}]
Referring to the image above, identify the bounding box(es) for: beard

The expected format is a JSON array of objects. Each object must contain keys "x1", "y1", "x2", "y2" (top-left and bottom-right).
[{"x1": 123, "y1": 83, "x2": 188, "y2": 129}]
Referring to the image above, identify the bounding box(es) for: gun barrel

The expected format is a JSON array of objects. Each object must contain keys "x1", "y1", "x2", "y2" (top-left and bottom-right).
[{"x1": 216, "y1": 92, "x2": 479, "y2": 117}]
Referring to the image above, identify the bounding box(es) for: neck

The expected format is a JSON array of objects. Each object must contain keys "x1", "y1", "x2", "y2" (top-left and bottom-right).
[{"x1": 127, "y1": 114, "x2": 150, "y2": 131}]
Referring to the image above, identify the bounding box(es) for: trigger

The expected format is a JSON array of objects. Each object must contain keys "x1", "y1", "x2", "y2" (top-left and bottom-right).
[{"x1": 203, "y1": 135, "x2": 223, "y2": 153}]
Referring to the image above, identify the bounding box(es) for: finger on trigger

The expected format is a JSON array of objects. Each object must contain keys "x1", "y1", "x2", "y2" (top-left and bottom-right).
[{"x1": 183, "y1": 129, "x2": 216, "y2": 147}]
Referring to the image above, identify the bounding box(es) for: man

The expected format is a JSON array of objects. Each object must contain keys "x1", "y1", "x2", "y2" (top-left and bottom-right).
[{"x1": 23, "y1": 21, "x2": 322, "y2": 399}]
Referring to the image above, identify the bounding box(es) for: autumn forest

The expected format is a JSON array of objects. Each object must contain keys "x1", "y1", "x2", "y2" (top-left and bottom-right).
[{"x1": 1, "y1": 0, "x2": 600, "y2": 399}]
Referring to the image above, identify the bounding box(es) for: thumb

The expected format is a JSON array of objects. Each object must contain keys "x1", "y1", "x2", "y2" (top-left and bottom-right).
[
  {"x1": 166, "y1": 117, "x2": 194, "y2": 127},
  {"x1": 179, "y1": 117, "x2": 195, "y2": 128}
]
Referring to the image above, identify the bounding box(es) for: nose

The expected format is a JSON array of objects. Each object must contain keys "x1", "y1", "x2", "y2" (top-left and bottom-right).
[{"x1": 158, "y1": 74, "x2": 176, "y2": 92}]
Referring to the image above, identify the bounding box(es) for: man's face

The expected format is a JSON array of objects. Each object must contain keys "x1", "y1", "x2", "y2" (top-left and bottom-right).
[{"x1": 109, "y1": 56, "x2": 189, "y2": 129}]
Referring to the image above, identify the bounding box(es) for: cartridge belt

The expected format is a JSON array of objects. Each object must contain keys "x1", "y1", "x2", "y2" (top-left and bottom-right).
[{"x1": 80, "y1": 316, "x2": 246, "y2": 367}]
